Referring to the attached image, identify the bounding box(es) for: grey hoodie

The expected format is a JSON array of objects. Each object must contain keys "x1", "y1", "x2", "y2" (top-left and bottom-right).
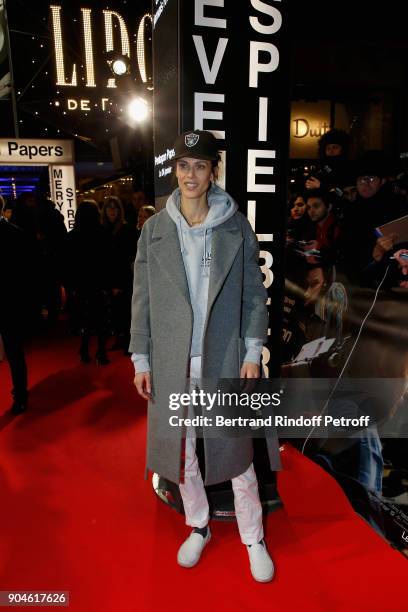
[{"x1": 131, "y1": 183, "x2": 264, "y2": 372}]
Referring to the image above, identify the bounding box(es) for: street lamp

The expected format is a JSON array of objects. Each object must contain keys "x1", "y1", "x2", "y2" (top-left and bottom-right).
[
  {"x1": 104, "y1": 50, "x2": 152, "y2": 128},
  {"x1": 105, "y1": 51, "x2": 131, "y2": 77},
  {"x1": 111, "y1": 57, "x2": 129, "y2": 76}
]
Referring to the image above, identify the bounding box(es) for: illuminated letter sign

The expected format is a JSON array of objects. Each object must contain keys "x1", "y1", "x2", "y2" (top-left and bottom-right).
[
  {"x1": 50, "y1": 5, "x2": 77, "y2": 86},
  {"x1": 81, "y1": 8, "x2": 96, "y2": 88},
  {"x1": 137, "y1": 13, "x2": 153, "y2": 84},
  {"x1": 49, "y1": 5, "x2": 152, "y2": 97}
]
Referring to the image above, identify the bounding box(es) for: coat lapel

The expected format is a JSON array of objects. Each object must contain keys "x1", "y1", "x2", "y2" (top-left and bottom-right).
[
  {"x1": 206, "y1": 217, "x2": 243, "y2": 316},
  {"x1": 149, "y1": 211, "x2": 191, "y2": 305},
  {"x1": 149, "y1": 211, "x2": 243, "y2": 313}
]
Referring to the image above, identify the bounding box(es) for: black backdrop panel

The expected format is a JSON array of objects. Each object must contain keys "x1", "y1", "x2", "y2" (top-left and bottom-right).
[
  {"x1": 153, "y1": 1, "x2": 291, "y2": 373},
  {"x1": 152, "y1": 0, "x2": 179, "y2": 197}
]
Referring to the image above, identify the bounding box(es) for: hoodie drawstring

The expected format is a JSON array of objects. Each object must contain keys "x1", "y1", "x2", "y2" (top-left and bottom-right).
[
  {"x1": 178, "y1": 213, "x2": 209, "y2": 276},
  {"x1": 203, "y1": 229, "x2": 210, "y2": 277},
  {"x1": 178, "y1": 216, "x2": 186, "y2": 254}
]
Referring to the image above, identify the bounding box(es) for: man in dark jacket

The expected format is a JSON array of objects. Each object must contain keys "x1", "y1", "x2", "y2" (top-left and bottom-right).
[
  {"x1": 340, "y1": 150, "x2": 407, "y2": 286},
  {"x1": 0, "y1": 196, "x2": 29, "y2": 414}
]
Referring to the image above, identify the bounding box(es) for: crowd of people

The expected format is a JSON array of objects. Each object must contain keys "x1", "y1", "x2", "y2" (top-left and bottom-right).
[
  {"x1": 0, "y1": 189, "x2": 155, "y2": 413},
  {"x1": 282, "y1": 129, "x2": 408, "y2": 528},
  {"x1": 284, "y1": 129, "x2": 408, "y2": 364}
]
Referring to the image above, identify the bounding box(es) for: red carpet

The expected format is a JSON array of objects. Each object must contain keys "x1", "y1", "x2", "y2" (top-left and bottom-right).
[{"x1": 0, "y1": 331, "x2": 407, "y2": 611}]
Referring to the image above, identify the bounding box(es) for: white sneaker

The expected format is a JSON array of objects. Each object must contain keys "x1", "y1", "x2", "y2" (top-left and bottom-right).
[
  {"x1": 177, "y1": 528, "x2": 211, "y2": 568},
  {"x1": 247, "y1": 540, "x2": 274, "y2": 582}
]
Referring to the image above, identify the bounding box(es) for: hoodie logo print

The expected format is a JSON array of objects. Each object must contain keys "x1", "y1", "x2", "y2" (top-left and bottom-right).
[
  {"x1": 201, "y1": 251, "x2": 211, "y2": 268},
  {"x1": 185, "y1": 133, "x2": 199, "y2": 147}
]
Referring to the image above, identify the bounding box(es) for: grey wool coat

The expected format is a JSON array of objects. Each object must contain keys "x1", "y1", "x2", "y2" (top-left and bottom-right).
[{"x1": 129, "y1": 206, "x2": 281, "y2": 485}]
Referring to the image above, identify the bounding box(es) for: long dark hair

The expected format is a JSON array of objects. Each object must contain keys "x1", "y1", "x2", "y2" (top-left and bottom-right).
[{"x1": 101, "y1": 196, "x2": 125, "y2": 234}]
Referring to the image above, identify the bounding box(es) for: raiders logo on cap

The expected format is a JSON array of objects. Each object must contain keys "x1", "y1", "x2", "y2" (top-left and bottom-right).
[
  {"x1": 185, "y1": 133, "x2": 200, "y2": 147},
  {"x1": 173, "y1": 130, "x2": 220, "y2": 161}
]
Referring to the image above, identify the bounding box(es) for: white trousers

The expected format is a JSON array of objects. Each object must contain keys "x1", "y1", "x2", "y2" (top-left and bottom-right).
[{"x1": 178, "y1": 357, "x2": 264, "y2": 546}]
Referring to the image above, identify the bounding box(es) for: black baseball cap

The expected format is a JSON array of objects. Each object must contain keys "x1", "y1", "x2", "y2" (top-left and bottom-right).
[{"x1": 173, "y1": 130, "x2": 220, "y2": 161}]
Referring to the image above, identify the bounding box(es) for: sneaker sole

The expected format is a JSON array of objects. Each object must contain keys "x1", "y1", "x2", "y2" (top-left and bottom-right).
[
  {"x1": 177, "y1": 558, "x2": 199, "y2": 568},
  {"x1": 252, "y1": 573, "x2": 274, "y2": 583},
  {"x1": 250, "y1": 563, "x2": 274, "y2": 582}
]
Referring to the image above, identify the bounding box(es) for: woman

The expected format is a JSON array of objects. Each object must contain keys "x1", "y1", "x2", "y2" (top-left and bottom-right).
[
  {"x1": 133, "y1": 204, "x2": 156, "y2": 256},
  {"x1": 289, "y1": 192, "x2": 307, "y2": 221},
  {"x1": 101, "y1": 196, "x2": 136, "y2": 352},
  {"x1": 130, "y1": 130, "x2": 280, "y2": 582},
  {"x1": 101, "y1": 196, "x2": 125, "y2": 233},
  {"x1": 286, "y1": 192, "x2": 313, "y2": 243},
  {"x1": 137, "y1": 204, "x2": 156, "y2": 233}
]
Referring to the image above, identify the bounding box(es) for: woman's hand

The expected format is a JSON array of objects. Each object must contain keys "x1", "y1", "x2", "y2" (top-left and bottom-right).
[
  {"x1": 134, "y1": 372, "x2": 153, "y2": 401},
  {"x1": 240, "y1": 362, "x2": 261, "y2": 393},
  {"x1": 240, "y1": 362, "x2": 260, "y2": 378}
]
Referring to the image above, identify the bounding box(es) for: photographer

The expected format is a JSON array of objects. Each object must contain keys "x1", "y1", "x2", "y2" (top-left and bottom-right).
[{"x1": 305, "y1": 129, "x2": 354, "y2": 200}]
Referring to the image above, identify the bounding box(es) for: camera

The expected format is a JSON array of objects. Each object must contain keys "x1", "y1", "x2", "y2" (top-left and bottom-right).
[{"x1": 306, "y1": 163, "x2": 334, "y2": 183}]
